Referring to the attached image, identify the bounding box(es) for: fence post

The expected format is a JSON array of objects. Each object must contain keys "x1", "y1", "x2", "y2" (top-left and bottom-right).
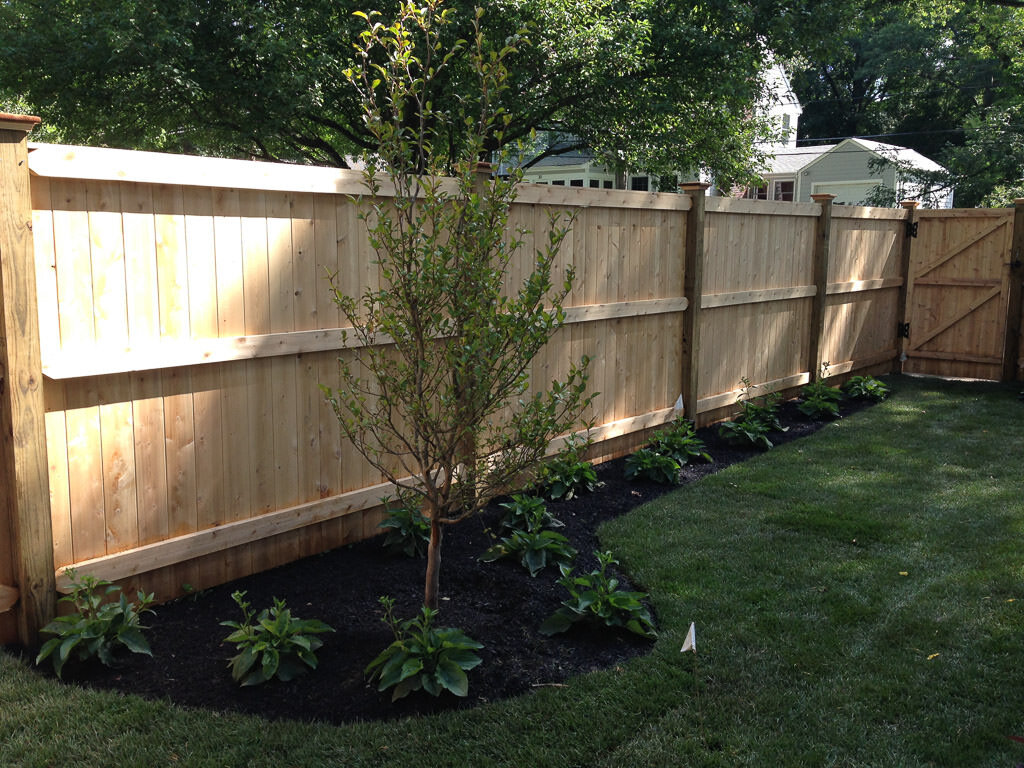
[
  {"x1": 807, "y1": 194, "x2": 835, "y2": 380},
  {"x1": 1003, "y1": 199, "x2": 1024, "y2": 382},
  {"x1": 679, "y1": 183, "x2": 709, "y2": 421},
  {"x1": 895, "y1": 200, "x2": 920, "y2": 374},
  {"x1": 0, "y1": 113, "x2": 55, "y2": 647}
]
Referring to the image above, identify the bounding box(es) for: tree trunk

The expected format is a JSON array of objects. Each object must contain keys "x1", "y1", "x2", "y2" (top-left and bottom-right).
[{"x1": 424, "y1": 517, "x2": 443, "y2": 610}]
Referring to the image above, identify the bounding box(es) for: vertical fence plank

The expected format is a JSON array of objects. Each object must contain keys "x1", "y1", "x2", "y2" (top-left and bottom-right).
[
  {"x1": 808, "y1": 194, "x2": 835, "y2": 378},
  {"x1": 680, "y1": 184, "x2": 706, "y2": 420},
  {"x1": 0, "y1": 115, "x2": 54, "y2": 645}
]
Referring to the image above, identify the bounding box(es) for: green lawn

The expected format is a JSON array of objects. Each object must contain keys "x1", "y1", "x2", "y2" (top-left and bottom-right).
[{"x1": 3, "y1": 375, "x2": 1023, "y2": 767}]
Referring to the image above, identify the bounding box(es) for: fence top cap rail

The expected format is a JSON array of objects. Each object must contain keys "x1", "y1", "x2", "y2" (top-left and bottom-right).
[
  {"x1": 26, "y1": 141, "x2": 694, "y2": 211},
  {"x1": 705, "y1": 196, "x2": 820, "y2": 217},
  {"x1": 28, "y1": 142, "x2": 380, "y2": 196}
]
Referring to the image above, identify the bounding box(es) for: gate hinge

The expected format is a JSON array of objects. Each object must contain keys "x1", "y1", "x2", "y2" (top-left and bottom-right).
[
  {"x1": 897, "y1": 322, "x2": 911, "y2": 339},
  {"x1": 905, "y1": 221, "x2": 919, "y2": 239}
]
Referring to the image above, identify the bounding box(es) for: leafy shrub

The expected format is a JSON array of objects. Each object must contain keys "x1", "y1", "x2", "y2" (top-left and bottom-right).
[
  {"x1": 843, "y1": 375, "x2": 890, "y2": 402},
  {"x1": 366, "y1": 597, "x2": 483, "y2": 701},
  {"x1": 221, "y1": 591, "x2": 335, "y2": 686},
  {"x1": 378, "y1": 493, "x2": 431, "y2": 558},
  {"x1": 537, "y1": 435, "x2": 601, "y2": 501},
  {"x1": 481, "y1": 496, "x2": 577, "y2": 576},
  {"x1": 540, "y1": 551, "x2": 657, "y2": 639},
  {"x1": 718, "y1": 378, "x2": 788, "y2": 450},
  {"x1": 35, "y1": 569, "x2": 155, "y2": 678},
  {"x1": 623, "y1": 448, "x2": 681, "y2": 485},
  {"x1": 496, "y1": 493, "x2": 563, "y2": 533},
  {"x1": 798, "y1": 364, "x2": 844, "y2": 420},
  {"x1": 648, "y1": 418, "x2": 711, "y2": 465}
]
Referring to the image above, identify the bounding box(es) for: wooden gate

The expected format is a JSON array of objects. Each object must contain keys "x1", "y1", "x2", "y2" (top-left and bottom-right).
[{"x1": 903, "y1": 209, "x2": 1017, "y2": 380}]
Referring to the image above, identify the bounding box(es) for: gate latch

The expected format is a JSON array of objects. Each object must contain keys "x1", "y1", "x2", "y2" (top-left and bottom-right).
[
  {"x1": 905, "y1": 221, "x2": 919, "y2": 239},
  {"x1": 897, "y1": 322, "x2": 911, "y2": 339}
]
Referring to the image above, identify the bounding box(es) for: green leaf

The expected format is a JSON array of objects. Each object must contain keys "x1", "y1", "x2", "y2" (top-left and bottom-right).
[
  {"x1": 437, "y1": 658, "x2": 470, "y2": 697},
  {"x1": 539, "y1": 610, "x2": 574, "y2": 636}
]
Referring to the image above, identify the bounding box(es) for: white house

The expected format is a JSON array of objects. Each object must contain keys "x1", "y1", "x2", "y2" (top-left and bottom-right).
[{"x1": 519, "y1": 63, "x2": 802, "y2": 192}]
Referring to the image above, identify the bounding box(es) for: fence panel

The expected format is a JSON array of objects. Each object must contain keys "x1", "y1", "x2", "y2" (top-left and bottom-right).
[
  {"x1": 5, "y1": 139, "x2": 1017, "y2": 646},
  {"x1": 697, "y1": 198, "x2": 819, "y2": 413}
]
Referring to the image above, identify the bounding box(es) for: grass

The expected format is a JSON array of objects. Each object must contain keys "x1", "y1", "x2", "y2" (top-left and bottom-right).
[{"x1": 3, "y1": 375, "x2": 1023, "y2": 767}]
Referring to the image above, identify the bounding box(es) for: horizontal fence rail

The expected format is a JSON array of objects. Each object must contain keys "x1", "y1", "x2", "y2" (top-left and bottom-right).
[{"x1": 1, "y1": 133, "x2": 1021, "y2": 646}]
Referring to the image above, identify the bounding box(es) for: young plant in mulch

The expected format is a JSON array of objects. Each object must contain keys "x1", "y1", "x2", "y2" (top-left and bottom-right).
[
  {"x1": 647, "y1": 417, "x2": 712, "y2": 466},
  {"x1": 324, "y1": 2, "x2": 593, "y2": 613},
  {"x1": 623, "y1": 448, "x2": 682, "y2": 485},
  {"x1": 798, "y1": 362, "x2": 844, "y2": 420},
  {"x1": 480, "y1": 495, "x2": 577, "y2": 576},
  {"x1": 220, "y1": 591, "x2": 335, "y2": 686},
  {"x1": 537, "y1": 434, "x2": 602, "y2": 501},
  {"x1": 378, "y1": 492, "x2": 431, "y2": 558},
  {"x1": 540, "y1": 551, "x2": 657, "y2": 639},
  {"x1": 843, "y1": 374, "x2": 890, "y2": 402},
  {"x1": 35, "y1": 569, "x2": 155, "y2": 678},
  {"x1": 365, "y1": 597, "x2": 483, "y2": 702},
  {"x1": 718, "y1": 377, "x2": 788, "y2": 450}
]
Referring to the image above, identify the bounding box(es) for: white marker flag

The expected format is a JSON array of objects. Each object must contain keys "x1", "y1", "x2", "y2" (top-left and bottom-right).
[
  {"x1": 680, "y1": 622, "x2": 696, "y2": 653},
  {"x1": 673, "y1": 394, "x2": 684, "y2": 415}
]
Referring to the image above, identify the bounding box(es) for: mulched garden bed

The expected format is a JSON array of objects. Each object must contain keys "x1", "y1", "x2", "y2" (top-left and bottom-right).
[{"x1": 24, "y1": 397, "x2": 873, "y2": 725}]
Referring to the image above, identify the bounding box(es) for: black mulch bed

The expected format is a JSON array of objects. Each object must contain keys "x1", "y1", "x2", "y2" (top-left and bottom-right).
[{"x1": 27, "y1": 397, "x2": 873, "y2": 726}]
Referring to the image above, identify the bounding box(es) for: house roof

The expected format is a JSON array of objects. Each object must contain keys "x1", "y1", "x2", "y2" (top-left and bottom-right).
[
  {"x1": 763, "y1": 138, "x2": 947, "y2": 177},
  {"x1": 762, "y1": 144, "x2": 834, "y2": 175}
]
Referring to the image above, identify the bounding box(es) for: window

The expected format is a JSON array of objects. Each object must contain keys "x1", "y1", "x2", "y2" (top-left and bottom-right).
[
  {"x1": 552, "y1": 179, "x2": 565, "y2": 186},
  {"x1": 630, "y1": 176, "x2": 649, "y2": 191},
  {"x1": 589, "y1": 180, "x2": 599, "y2": 188},
  {"x1": 603, "y1": 181, "x2": 613, "y2": 189},
  {"x1": 744, "y1": 185, "x2": 768, "y2": 200},
  {"x1": 772, "y1": 180, "x2": 794, "y2": 201},
  {"x1": 570, "y1": 179, "x2": 583, "y2": 187}
]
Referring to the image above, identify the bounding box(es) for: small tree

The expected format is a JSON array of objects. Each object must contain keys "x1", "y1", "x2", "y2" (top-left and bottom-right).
[{"x1": 325, "y1": 2, "x2": 593, "y2": 610}]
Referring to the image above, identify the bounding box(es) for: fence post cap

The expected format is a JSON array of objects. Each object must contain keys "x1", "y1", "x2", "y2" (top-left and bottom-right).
[
  {"x1": 899, "y1": 200, "x2": 921, "y2": 210},
  {"x1": 678, "y1": 182, "x2": 710, "y2": 193},
  {"x1": 1014, "y1": 198, "x2": 1024, "y2": 207},
  {"x1": 0, "y1": 113, "x2": 41, "y2": 133},
  {"x1": 810, "y1": 193, "x2": 836, "y2": 203}
]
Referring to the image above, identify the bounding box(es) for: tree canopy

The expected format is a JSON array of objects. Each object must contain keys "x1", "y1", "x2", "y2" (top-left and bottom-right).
[
  {"x1": 788, "y1": 0, "x2": 1024, "y2": 205},
  {"x1": 1, "y1": 0, "x2": 838, "y2": 184}
]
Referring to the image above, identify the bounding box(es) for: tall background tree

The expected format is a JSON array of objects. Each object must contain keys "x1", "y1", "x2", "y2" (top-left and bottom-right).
[
  {"x1": 2, "y1": 0, "x2": 837, "y2": 186},
  {"x1": 788, "y1": 0, "x2": 1024, "y2": 205}
]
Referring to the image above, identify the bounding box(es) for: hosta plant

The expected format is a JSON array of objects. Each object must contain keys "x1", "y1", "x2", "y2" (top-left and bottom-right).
[
  {"x1": 843, "y1": 375, "x2": 890, "y2": 402},
  {"x1": 798, "y1": 363, "x2": 844, "y2": 420},
  {"x1": 221, "y1": 591, "x2": 335, "y2": 686},
  {"x1": 378, "y1": 493, "x2": 431, "y2": 558},
  {"x1": 648, "y1": 418, "x2": 711, "y2": 465},
  {"x1": 35, "y1": 569, "x2": 155, "y2": 678},
  {"x1": 623, "y1": 448, "x2": 681, "y2": 485},
  {"x1": 481, "y1": 498, "x2": 577, "y2": 576},
  {"x1": 496, "y1": 493, "x2": 563, "y2": 533},
  {"x1": 366, "y1": 597, "x2": 483, "y2": 701},
  {"x1": 537, "y1": 435, "x2": 601, "y2": 501},
  {"x1": 540, "y1": 551, "x2": 657, "y2": 639},
  {"x1": 718, "y1": 377, "x2": 788, "y2": 450}
]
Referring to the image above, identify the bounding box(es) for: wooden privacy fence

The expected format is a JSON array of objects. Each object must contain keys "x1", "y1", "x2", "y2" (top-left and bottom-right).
[{"x1": 1, "y1": 117, "x2": 1022, "y2": 646}]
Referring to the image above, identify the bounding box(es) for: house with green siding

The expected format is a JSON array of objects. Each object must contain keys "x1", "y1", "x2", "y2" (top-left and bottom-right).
[{"x1": 744, "y1": 138, "x2": 954, "y2": 208}]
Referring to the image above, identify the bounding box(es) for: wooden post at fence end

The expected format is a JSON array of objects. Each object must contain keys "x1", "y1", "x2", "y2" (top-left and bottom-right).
[
  {"x1": 679, "y1": 183, "x2": 709, "y2": 421},
  {"x1": 807, "y1": 194, "x2": 835, "y2": 380},
  {"x1": 1003, "y1": 199, "x2": 1024, "y2": 382},
  {"x1": 0, "y1": 113, "x2": 55, "y2": 647},
  {"x1": 895, "y1": 200, "x2": 920, "y2": 374}
]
